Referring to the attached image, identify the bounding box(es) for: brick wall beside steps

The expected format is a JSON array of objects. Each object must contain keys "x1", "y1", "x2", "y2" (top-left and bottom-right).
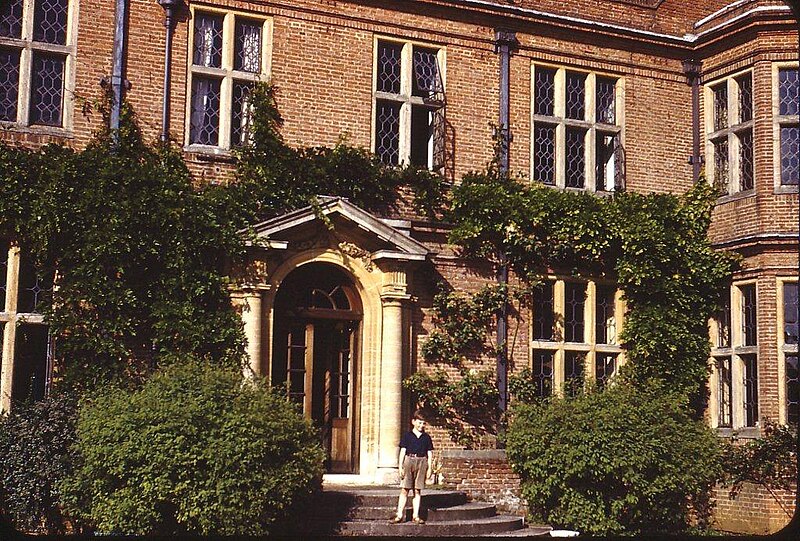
[{"x1": 438, "y1": 450, "x2": 526, "y2": 516}]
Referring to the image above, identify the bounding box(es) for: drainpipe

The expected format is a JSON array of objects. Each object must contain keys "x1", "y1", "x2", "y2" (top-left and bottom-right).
[
  {"x1": 158, "y1": 0, "x2": 184, "y2": 142},
  {"x1": 493, "y1": 29, "x2": 518, "y2": 418},
  {"x1": 682, "y1": 59, "x2": 702, "y2": 182},
  {"x1": 109, "y1": 0, "x2": 130, "y2": 144}
]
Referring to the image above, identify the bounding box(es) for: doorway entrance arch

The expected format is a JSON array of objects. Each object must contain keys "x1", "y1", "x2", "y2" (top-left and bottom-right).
[{"x1": 271, "y1": 263, "x2": 362, "y2": 473}]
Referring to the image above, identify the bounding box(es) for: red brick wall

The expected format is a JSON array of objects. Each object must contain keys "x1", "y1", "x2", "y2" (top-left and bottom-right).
[
  {"x1": 439, "y1": 449, "x2": 526, "y2": 516},
  {"x1": 713, "y1": 481, "x2": 796, "y2": 534}
]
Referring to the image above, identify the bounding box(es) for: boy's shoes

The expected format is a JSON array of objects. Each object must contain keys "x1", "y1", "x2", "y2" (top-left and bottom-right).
[
  {"x1": 388, "y1": 516, "x2": 405, "y2": 524},
  {"x1": 412, "y1": 517, "x2": 425, "y2": 524}
]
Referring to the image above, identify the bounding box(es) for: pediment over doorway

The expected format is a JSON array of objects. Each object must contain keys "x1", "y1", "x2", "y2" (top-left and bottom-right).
[{"x1": 248, "y1": 197, "x2": 430, "y2": 264}]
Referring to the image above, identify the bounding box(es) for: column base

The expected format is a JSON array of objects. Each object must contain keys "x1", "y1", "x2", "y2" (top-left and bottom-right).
[{"x1": 375, "y1": 466, "x2": 400, "y2": 486}]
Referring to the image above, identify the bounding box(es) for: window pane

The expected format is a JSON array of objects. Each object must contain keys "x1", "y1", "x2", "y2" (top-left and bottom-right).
[
  {"x1": 780, "y1": 126, "x2": 799, "y2": 186},
  {"x1": 11, "y1": 324, "x2": 49, "y2": 403},
  {"x1": 595, "y1": 285, "x2": 616, "y2": 344},
  {"x1": 785, "y1": 283, "x2": 798, "y2": 345},
  {"x1": 737, "y1": 73, "x2": 752, "y2": 123},
  {"x1": 742, "y1": 354, "x2": 758, "y2": 427},
  {"x1": 715, "y1": 294, "x2": 731, "y2": 348},
  {"x1": 533, "y1": 123, "x2": 556, "y2": 185},
  {"x1": 234, "y1": 18, "x2": 261, "y2": 73},
  {"x1": 713, "y1": 138, "x2": 729, "y2": 194},
  {"x1": 533, "y1": 281, "x2": 555, "y2": 340},
  {"x1": 412, "y1": 46, "x2": 442, "y2": 98},
  {"x1": 779, "y1": 68, "x2": 799, "y2": 117},
  {"x1": 193, "y1": 13, "x2": 223, "y2": 68},
  {"x1": 713, "y1": 83, "x2": 728, "y2": 131},
  {"x1": 564, "y1": 282, "x2": 585, "y2": 342},
  {"x1": 787, "y1": 355, "x2": 799, "y2": 425},
  {"x1": 595, "y1": 132, "x2": 618, "y2": 192},
  {"x1": 33, "y1": 0, "x2": 68, "y2": 45},
  {"x1": 739, "y1": 129, "x2": 753, "y2": 191},
  {"x1": 595, "y1": 353, "x2": 617, "y2": 389},
  {"x1": 716, "y1": 356, "x2": 732, "y2": 428},
  {"x1": 596, "y1": 76, "x2": 616, "y2": 124},
  {"x1": 0, "y1": 47, "x2": 20, "y2": 122},
  {"x1": 410, "y1": 105, "x2": 433, "y2": 168},
  {"x1": 230, "y1": 81, "x2": 252, "y2": 147},
  {"x1": 741, "y1": 284, "x2": 757, "y2": 346},
  {"x1": 533, "y1": 67, "x2": 555, "y2": 116},
  {"x1": 565, "y1": 127, "x2": 586, "y2": 189},
  {"x1": 189, "y1": 76, "x2": 221, "y2": 145},
  {"x1": 375, "y1": 100, "x2": 400, "y2": 165},
  {"x1": 564, "y1": 351, "x2": 584, "y2": 397},
  {"x1": 532, "y1": 349, "x2": 554, "y2": 398},
  {"x1": 0, "y1": 240, "x2": 7, "y2": 308},
  {"x1": 565, "y1": 71, "x2": 586, "y2": 120},
  {"x1": 17, "y1": 257, "x2": 53, "y2": 313},
  {"x1": 376, "y1": 41, "x2": 402, "y2": 94},
  {"x1": 30, "y1": 53, "x2": 65, "y2": 126},
  {"x1": 0, "y1": 0, "x2": 23, "y2": 39}
]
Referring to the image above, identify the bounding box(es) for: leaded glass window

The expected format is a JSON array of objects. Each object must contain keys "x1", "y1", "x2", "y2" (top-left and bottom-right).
[
  {"x1": 234, "y1": 19, "x2": 261, "y2": 73},
  {"x1": 737, "y1": 74, "x2": 752, "y2": 123},
  {"x1": 779, "y1": 68, "x2": 799, "y2": 117},
  {"x1": 33, "y1": 0, "x2": 68, "y2": 45},
  {"x1": 17, "y1": 258, "x2": 53, "y2": 314},
  {"x1": 595, "y1": 285, "x2": 616, "y2": 345},
  {"x1": 374, "y1": 39, "x2": 445, "y2": 170},
  {"x1": 739, "y1": 129, "x2": 754, "y2": 191},
  {"x1": 741, "y1": 284, "x2": 757, "y2": 346},
  {"x1": 781, "y1": 126, "x2": 799, "y2": 185},
  {"x1": 375, "y1": 100, "x2": 400, "y2": 165},
  {"x1": 713, "y1": 138, "x2": 729, "y2": 194},
  {"x1": 0, "y1": 0, "x2": 23, "y2": 39},
  {"x1": 716, "y1": 294, "x2": 731, "y2": 348},
  {"x1": 533, "y1": 124, "x2": 556, "y2": 185},
  {"x1": 564, "y1": 351, "x2": 584, "y2": 397},
  {"x1": 785, "y1": 283, "x2": 798, "y2": 345},
  {"x1": 0, "y1": 48, "x2": 20, "y2": 122},
  {"x1": 787, "y1": 355, "x2": 799, "y2": 425},
  {"x1": 565, "y1": 127, "x2": 586, "y2": 189},
  {"x1": 190, "y1": 77, "x2": 221, "y2": 146},
  {"x1": 717, "y1": 356, "x2": 732, "y2": 428},
  {"x1": 564, "y1": 282, "x2": 585, "y2": 343},
  {"x1": 532, "y1": 350, "x2": 554, "y2": 398},
  {"x1": 713, "y1": 84, "x2": 728, "y2": 131},
  {"x1": 188, "y1": 10, "x2": 269, "y2": 149},
  {"x1": 742, "y1": 354, "x2": 758, "y2": 427},
  {"x1": 534, "y1": 67, "x2": 556, "y2": 116},
  {"x1": 30, "y1": 53, "x2": 65, "y2": 126},
  {"x1": 193, "y1": 13, "x2": 223, "y2": 68},
  {"x1": 595, "y1": 353, "x2": 616, "y2": 389},
  {"x1": 532, "y1": 65, "x2": 621, "y2": 191},
  {"x1": 565, "y1": 71, "x2": 586, "y2": 120},
  {"x1": 533, "y1": 281, "x2": 555, "y2": 341}
]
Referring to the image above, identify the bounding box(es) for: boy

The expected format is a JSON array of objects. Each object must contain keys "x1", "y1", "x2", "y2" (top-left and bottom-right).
[{"x1": 389, "y1": 410, "x2": 434, "y2": 524}]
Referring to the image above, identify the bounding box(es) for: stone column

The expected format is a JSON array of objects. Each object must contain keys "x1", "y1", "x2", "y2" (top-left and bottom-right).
[
  {"x1": 376, "y1": 265, "x2": 409, "y2": 483},
  {"x1": 233, "y1": 285, "x2": 267, "y2": 378}
]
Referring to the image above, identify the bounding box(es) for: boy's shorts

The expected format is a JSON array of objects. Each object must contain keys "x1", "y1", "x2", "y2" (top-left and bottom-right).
[{"x1": 401, "y1": 455, "x2": 428, "y2": 490}]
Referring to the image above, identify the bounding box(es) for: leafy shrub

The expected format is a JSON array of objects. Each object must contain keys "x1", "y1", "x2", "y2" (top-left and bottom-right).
[
  {"x1": 0, "y1": 392, "x2": 78, "y2": 534},
  {"x1": 721, "y1": 421, "x2": 797, "y2": 498},
  {"x1": 505, "y1": 383, "x2": 722, "y2": 535},
  {"x1": 59, "y1": 359, "x2": 325, "y2": 535}
]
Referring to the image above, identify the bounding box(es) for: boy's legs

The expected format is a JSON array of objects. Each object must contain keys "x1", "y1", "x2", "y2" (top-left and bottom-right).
[
  {"x1": 411, "y1": 489, "x2": 422, "y2": 520},
  {"x1": 395, "y1": 488, "x2": 409, "y2": 520}
]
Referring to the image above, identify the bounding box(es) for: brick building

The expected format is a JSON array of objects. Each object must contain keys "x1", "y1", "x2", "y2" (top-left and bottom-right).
[{"x1": 0, "y1": 0, "x2": 797, "y2": 533}]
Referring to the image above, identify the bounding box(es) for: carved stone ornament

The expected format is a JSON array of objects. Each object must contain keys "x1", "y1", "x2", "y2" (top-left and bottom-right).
[{"x1": 338, "y1": 241, "x2": 374, "y2": 272}]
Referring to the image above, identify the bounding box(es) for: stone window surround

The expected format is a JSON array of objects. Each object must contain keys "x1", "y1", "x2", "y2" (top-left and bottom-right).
[
  {"x1": 371, "y1": 35, "x2": 446, "y2": 169},
  {"x1": 530, "y1": 277, "x2": 626, "y2": 397},
  {"x1": 772, "y1": 62, "x2": 799, "y2": 193},
  {"x1": 709, "y1": 280, "x2": 760, "y2": 431},
  {"x1": 0, "y1": 0, "x2": 78, "y2": 133},
  {"x1": 776, "y1": 277, "x2": 798, "y2": 426},
  {"x1": 530, "y1": 62, "x2": 625, "y2": 192},
  {"x1": 703, "y1": 68, "x2": 754, "y2": 197},
  {"x1": 183, "y1": 4, "x2": 272, "y2": 154}
]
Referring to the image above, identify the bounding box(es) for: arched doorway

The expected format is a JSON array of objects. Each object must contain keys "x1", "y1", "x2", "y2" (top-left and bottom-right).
[{"x1": 271, "y1": 263, "x2": 362, "y2": 473}]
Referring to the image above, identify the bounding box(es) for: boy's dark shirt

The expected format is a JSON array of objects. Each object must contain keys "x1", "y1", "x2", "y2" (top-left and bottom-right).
[{"x1": 399, "y1": 430, "x2": 434, "y2": 456}]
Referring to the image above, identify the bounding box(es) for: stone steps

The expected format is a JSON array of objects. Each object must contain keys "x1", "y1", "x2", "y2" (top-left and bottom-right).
[{"x1": 300, "y1": 485, "x2": 552, "y2": 537}]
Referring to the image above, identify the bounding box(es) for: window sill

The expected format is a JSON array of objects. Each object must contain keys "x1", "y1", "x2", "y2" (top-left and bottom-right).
[
  {"x1": 774, "y1": 185, "x2": 799, "y2": 195},
  {"x1": 716, "y1": 426, "x2": 761, "y2": 439},
  {"x1": 0, "y1": 123, "x2": 73, "y2": 139},
  {"x1": 183, "y1": 146, "x2": 237, "y2": 164},
  {"x1": 715, "y1": 190, "x2": 755, "y2": 205}
]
